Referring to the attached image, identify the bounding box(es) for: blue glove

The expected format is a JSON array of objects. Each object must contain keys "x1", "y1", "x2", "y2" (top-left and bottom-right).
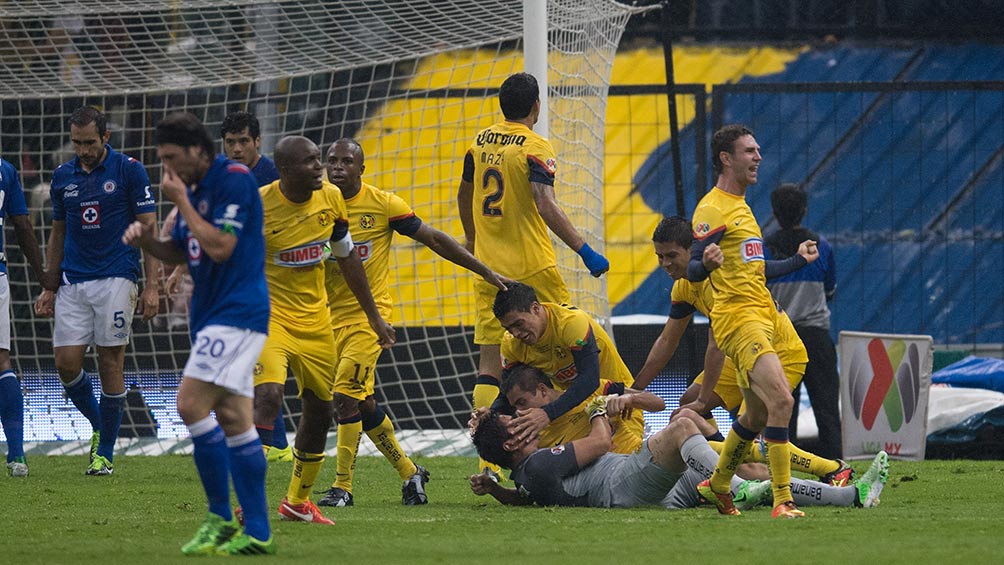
[{"x1": 578, "y1": 242, "x2": 609, "y2": 277}]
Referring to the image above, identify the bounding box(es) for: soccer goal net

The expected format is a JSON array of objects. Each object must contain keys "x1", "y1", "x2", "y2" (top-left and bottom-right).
[{"x1": 1, "y1": 0, "x2": 642, "y2": 456}]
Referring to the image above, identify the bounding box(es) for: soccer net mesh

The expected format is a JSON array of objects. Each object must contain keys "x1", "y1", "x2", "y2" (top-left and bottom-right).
[{"x1": 1, "y1": 0, "x2": 643, "y2": 455}]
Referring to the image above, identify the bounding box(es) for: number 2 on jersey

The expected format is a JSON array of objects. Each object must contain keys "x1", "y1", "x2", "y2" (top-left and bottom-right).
[{"x1": 481, "y1": 168, "x2": 504, "y2": 217}]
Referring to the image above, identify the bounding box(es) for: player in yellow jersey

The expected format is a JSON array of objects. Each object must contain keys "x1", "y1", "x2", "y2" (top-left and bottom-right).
[
  {"x1": 314, "y1": 138, "x2": 507, "y2": 508},
  {"x1": 501, "y1": 363, "x2": 660, "y2": 455},
  {"x1": 492, "y1": 283, "x2": 633, "y2": 445},
  {"x1": 688, "y1": 125, "x2": 819, "y2": 518},
  {"x1": 456, "y1": 72, "x2": 609, "y2": 477},
  {"x1": 255, "y1": 136, "x2": 394, "y2": 526},
  {"x1": 636, "y1": 216, "x2": 853, "y2": 487}
]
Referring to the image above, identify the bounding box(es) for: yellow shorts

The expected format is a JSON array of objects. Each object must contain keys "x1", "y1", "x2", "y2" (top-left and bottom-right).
[
  {"x1": 473, "y1": 266, "x2": 570, "y2": 345},
  {"x1": 255, "y1": 319, "x2": 336, "y2": 401},
  {"x1": 693, "y1": 359, "x2": 744, "y2": 412},
  {"x1": 714, "y1": 315, "x2": 776, "y2": 390},
  {"x1": 331, "y1": 323, "x2": 383, "y2": 400}
]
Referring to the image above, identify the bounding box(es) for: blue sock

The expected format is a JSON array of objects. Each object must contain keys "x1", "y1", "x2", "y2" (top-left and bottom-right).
[
  {"x1": 189, "y1": 417, "x2": 232, "y2": 520},
  {"x1": 227, "y1": 429, "x2": 270, "y2": 540},
  {"x1": 63, "y1": 370, "x2": 100, "y2": 430},
  {"x1": 272, "y1": 409, "x2": 288, "y2": 449},
  {"x1": 0, "y1": 371, "x2": 25, "y2": 461},
  {"x1": 97, "y1": 392, "x2": 126, "y2": 461}
]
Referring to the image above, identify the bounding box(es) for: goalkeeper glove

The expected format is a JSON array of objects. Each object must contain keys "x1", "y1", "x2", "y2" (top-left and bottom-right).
[
  {"x1": 577, "y1": 242, "x2": 609, "y2": 277},
  {"x1": 584, "y1": 395, "x2": 610, "y2": 420}
]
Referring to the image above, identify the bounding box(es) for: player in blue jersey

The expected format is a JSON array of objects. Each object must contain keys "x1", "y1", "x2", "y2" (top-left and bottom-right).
[
  {"x1": 219, "y1": 110, "x2": 290, "y2": 463},
  {"x1": 123, "y1": 112, "x2": 274, "y2": 556},
  {"x1": 0, "y1": 158, "x2": 46, "y2": 477},
  {"x1": 34, "y1": 106, "x2": 161, "y2": 476}
]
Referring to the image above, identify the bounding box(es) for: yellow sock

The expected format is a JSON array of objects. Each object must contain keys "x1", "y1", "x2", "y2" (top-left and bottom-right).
[
  {"x1": 789, "y1": 443, "x2": 840, "y2": 477},
  {"x1": 333, "y1": 417, "x2": 362, "y2": 492},
  {"x1": 365, "y1": 414, "x2": 417, "y2": 480},
  {"x1": 766, "y1": 440, "x2": 794, "y2": 505},
  {"x1": 287, "y1": 448, "x2": 325, "y2": 505},
  {"x1": 709, "y1": 427, "x2": 752, "y2": 493},
  {"x1": 708, "y1": 440, "x2": 723, "y2": 454},
  {"x1": 473, "y1": 378, "x2": 503, "y2": 477}
]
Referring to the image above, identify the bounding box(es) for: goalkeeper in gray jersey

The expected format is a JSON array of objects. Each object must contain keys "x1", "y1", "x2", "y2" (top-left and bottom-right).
[{"x1": 469, "y1": 401, "x2": 889, "y2": 511}]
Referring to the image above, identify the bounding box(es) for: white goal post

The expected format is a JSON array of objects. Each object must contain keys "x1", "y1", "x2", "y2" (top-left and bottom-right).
[{"x1": 0, "y1": 0, "x2": 646, "y2": 456}]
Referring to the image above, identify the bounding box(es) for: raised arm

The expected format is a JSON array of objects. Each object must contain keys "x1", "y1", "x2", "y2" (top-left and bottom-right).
[{"x1": 409, "y1": 223, "x2": 508, "y2": 291}]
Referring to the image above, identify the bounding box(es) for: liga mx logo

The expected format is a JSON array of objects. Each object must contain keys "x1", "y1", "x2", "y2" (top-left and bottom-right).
[{"x1": 848, "y1": 338, "x2": 923, "y2": 432}]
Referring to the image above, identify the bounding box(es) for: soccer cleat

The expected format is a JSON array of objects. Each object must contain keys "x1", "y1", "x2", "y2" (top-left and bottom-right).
[
  {"x1": 180, "y1": 513, "x2": 239, "y2": 556},
  {"x1": 697, "y1": 479, "x2": 740, "y2": 515},
  {"x1": 85, "y1": 455, "x2": 114, "y2": 476},
  {"x1": 317, "y1": 487, "x2": 354, "y2": 507},
  {"x1": 402, "y1": 465, "x2": 430, "y2": 505},
  {"x1": 265, "y1": 445, "x2": 293, "y2": 463},
  {"x1": 771, "y1": 500, "x2": 806, "y2": 518},
  {"x1": 733, "y1": 479, "x2": 772, "y2": 510},
  {"x1": 89, "y1": 430, "x2": 100, "y2": 464},
  {"x1": 278, "y1": 497, "x2": 335, "y2": 525},
  {"x1": 7, "y1": 457, "x2": 28, "y2": 477},
  {"x1": 855, "y1": 450, "x2": 890, "y2": 508},
  {"x1": 821, "y1": 459, "x2": 855, "y2": 487},
  {"x1": 216, "y1": 533, "x2": 277, "y2": 556}
]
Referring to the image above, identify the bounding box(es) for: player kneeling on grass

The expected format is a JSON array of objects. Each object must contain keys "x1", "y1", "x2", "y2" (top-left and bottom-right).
[
  {"x1": 469, "y1": 399, "x2": 889, "y2": 511},
  {"x1": 124, "y1": 112, "x2": 274, "y2": 555}
]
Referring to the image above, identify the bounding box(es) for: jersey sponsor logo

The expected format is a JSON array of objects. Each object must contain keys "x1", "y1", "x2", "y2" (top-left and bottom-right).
[
  {"x1": 544, "y1": 157, "x2": 557, "y2": 173},
  {"x1": 553, "y1": 363, "x2": 577, "y2": 384},
  {"x1": 103, "y1": 180, "x2": 116, "y2": 193},
  {"x1": 549, "y1": 445, "x2": 565, "y2": 455},
  {"x1": 741, "y1": 238, "x2": 765, "y2": 262},
  {"x1": 355, "y1": 240, "x2": 371, "y2": 262},
  {"x1": 81, "y1": 201, "x2": 100, "y2": 229},
  {"x1": 359, "y1": 214, "x2": 375, "y2": 229},
  {"x1": 475, "y1": 129, "x2": 527, "y2": 147},
  {"x1": 695, "y1": 222, "x2": 711, "y2": 236},
  {"x1": 275, "y1": 241, "x2": 330, "y2": 267},
  {"x1": 64, "y1": 189, "x2": 79, "y2": 198}
]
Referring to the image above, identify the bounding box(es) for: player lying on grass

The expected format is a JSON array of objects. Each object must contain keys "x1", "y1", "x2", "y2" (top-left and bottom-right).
[{"x1": 470, "y1": 399, "x2": 888, "y2": 511}]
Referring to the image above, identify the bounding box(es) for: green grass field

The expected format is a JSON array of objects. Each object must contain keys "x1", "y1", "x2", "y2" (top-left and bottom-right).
[{"x1": 3, "y1": 455, "x2": 1001, "y2": 564}]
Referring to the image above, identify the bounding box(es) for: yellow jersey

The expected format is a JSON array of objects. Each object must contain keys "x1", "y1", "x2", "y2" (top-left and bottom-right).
[
  {"x1": 539, "y1": 380, "x2": 644, "y2": 455},
  {"x1": 669, "y1": 277, "x2": 715, "y2": 320},
  {"x1": 463, "y1": 120, "x2": 558, "y2": 280},
  {"x1": 692, "y1": 187, "x2": 777, "y2": 332},
  {"x1": 260, "y1": 180, "x2": 348, "y2": 330},
  {"x1": 325, "y1": 182, "x2": 421, "y2": 329},
  {"x1": 501, "y1": 302, "x2": 633, "y2": 389}
]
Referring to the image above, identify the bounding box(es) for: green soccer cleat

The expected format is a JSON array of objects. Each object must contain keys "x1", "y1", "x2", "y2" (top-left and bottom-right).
[
  {"x1": 181, "y1": 513, "x2": 239, "y2": 556},
  {"x1": 216, "y1": 533, "x2": 277, "y2": 556},
  {"x1": 733, "y1": 479, "x2": 772, "y2": 510},
  {"x1": 265, "y1": 445, "x2": 293, "y2": 463},
  {"x1": 89, "y1": 430, "x2": 100, "y2": 464},
  {"x1": 85, "y1": 455, "x2": 113, "y2": 476},
  {"x1": 855, "y1": 450, "x2": 890, "y2": 508}
]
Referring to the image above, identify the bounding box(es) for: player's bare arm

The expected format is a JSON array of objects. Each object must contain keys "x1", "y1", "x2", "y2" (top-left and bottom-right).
[
  {"x1": 532, "y1": 181, "x2": 609, "y2": 277},
  {"x1": 605, "y1": 388, "x2": 666, "y2": 419},
  {"x1": 335, "y1": 247, "x2": 396, "y2": 348},
  {"x1": 633, "y1": 313, "x2": 692, "y2": 390},
  {"x1": 410, "y1": 223, "x2": 508, "y2": 291},
  {"x1": 456, "y1": 178, "x2": 476, "y2": 253},
  {"x1": 11, "y1": 214, "x2": 46, "y2": 286},
  {"x1": 135, "y1": 211, "x2": 162, "y2": 321},
  {"x1": 468, "y1": 470, "x2": 532, "y2": 505},
  {"x1": 672, "y1": 328, "x2": 727, "y2": 420},
  {"x1": 34, "y1": 219, "x2": 66, "y2": 317},
  {"x1": 121, "y1": 220, "x2": 186, "y2": 265}
]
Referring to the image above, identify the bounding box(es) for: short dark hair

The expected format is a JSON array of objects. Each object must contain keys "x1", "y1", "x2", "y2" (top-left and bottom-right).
[
  {"x1": 221, "y1": 111, "x2": 261, "y2": 139},
  {"x1": 771, "y1": 183, "x2": 807, "y2": 230},
  {"x1": 154, "y1": 112, "x2": 215, "y2": 160},
  {"x1": 492, "y1": 282, "x2": 539, "y2": 320},
  {"x1": 711, "y1": 124, "x2": 754, "y2": 176},
  {"x1": 69, "y1": 106, "x2": 108, "y2": 137},
  {"x1": 500, "y1": 363, "x2": 551, "y2": 399},
  {"x1": 498, "y1": 72, "x2": 539, "y2": 120},
  {"x1": 471, "y1": 410, "x2": 515, "y2": 469},
  {"x1": 652, "y1": 216, "x2": 693, "y2": 248}
]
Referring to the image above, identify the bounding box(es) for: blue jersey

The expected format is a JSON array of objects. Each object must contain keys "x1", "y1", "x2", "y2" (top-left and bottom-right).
[
  {"x1": 50, "y1": 145, "x2": 156, "y2": 284},
  {"x1": 171, "y1": 155, "x2": 270, "y2": 338},
  {"x1": 251, "y1": 155, "x2": 279, "y2": 187},
  {"x1": 0, "y1": 158, "x2": 29, "y2": 275}
]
